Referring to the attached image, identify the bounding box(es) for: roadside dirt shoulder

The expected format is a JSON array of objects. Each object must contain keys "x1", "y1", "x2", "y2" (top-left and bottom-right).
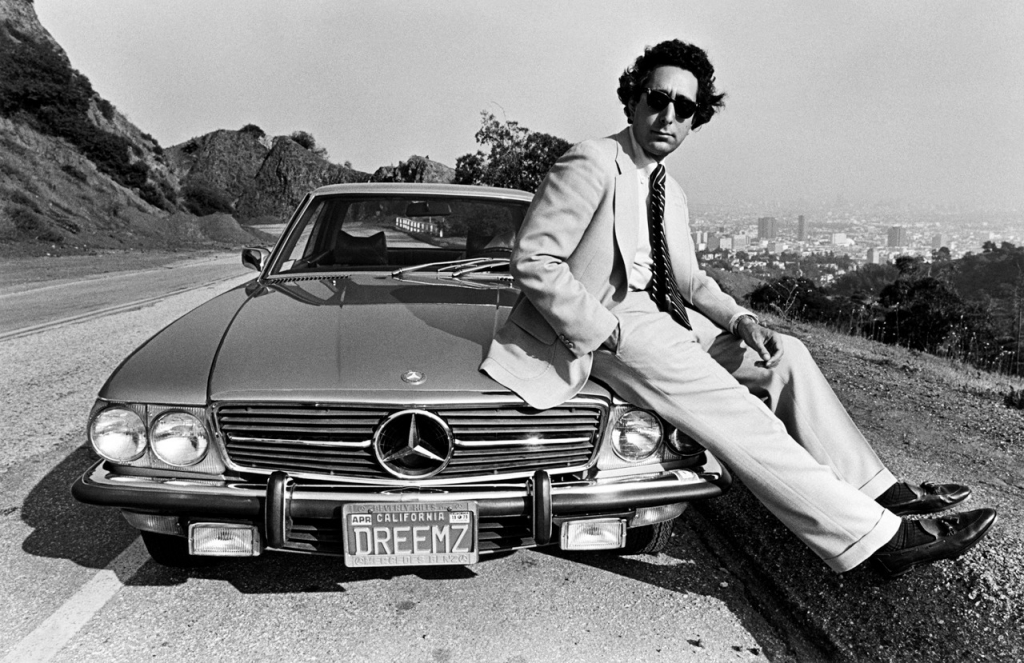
[{"x1": 697, "y1": 315, "x2": 1024, "y2": 662}]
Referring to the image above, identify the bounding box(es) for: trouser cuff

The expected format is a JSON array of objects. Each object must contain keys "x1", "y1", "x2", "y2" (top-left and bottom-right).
[
  {"x1": 825, "y1": 508, "x2": 902, "y2": 573},
  {"x1": 859, "y1": 468, "x2": 898, "y2": 500}
]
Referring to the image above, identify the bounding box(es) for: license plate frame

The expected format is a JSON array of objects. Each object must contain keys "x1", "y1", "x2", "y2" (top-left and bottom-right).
[{"x1": 342, "y1": 501, "x2": 479, "y2": 567}]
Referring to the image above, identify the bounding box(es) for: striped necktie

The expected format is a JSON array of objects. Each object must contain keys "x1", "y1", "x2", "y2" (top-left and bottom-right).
[{"x1": 648, "y1": 165, "x2": 692, "y2": 329}]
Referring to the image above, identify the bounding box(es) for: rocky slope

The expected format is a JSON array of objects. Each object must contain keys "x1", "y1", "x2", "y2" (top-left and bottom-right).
[
  {"x1": 165, "y1": 128, "x2": 373, "y2": 222},
  {"x1": 0, "y1": 0, "x2": 456, "y2": 257}
]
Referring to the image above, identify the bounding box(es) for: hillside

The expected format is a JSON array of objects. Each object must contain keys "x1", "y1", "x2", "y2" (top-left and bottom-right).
[
  {"x1": 695, "y1": 312, "x2": 1024, "y2": 662},
  {"x1": 0, "y1": 0, "x2": 455, "y2": 258}
]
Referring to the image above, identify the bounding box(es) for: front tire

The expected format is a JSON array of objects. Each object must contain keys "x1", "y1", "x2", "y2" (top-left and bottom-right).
[
  {"x1": 619, "y1": 520, "x2": 674, "y2": 555},
  {"x1": 140, "y1": 530, "x2": 213, "y2": 568}
]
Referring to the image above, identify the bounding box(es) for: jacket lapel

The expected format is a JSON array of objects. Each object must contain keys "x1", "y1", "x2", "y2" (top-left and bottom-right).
[{"x1": 612, "y1": 128, "x2": 638, "y2": 277}]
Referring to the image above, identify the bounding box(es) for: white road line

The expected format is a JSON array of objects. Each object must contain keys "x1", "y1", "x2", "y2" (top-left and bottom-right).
[{"x1": 1, "y1": 538, "x2": 150, "y2": 663}]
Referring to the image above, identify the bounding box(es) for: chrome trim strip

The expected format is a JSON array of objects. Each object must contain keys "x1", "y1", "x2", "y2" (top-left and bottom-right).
[
  {"x1": 228, "y1": 435, "x2": 372, "y2": 449},
  {"x1": 454, "y1": 436, "x2": 592, "y2": 447}
]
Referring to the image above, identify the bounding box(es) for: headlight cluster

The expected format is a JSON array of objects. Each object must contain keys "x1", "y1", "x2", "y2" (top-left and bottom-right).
[
  {"x1": 610, "y1": 409, "x2": 662, "y2": 462},
  {"x1": 89, "y1": 407, "x2": 210, "y2": 467},
  {"x1": 608, "y1": 407, "x2": 707, "y2": 464}
]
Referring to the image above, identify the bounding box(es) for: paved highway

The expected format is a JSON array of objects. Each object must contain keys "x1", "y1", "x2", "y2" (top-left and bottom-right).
[{"x1": 0, "y1": 255, "x2": 795, "y2": 662}]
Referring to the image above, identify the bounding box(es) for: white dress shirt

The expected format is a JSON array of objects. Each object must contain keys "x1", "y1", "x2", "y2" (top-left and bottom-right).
[{"x1": 625, "y1": 126, "x2": 754, "y2": 334}]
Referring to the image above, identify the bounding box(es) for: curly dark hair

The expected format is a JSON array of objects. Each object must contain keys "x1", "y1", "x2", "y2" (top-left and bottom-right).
[{"x1": 617, "y1": 40, "x2": 725, "y2": 129}]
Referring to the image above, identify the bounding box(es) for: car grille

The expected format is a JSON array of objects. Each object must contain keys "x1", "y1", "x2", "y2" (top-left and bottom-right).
[{"x1": 216, "y1": 402, "x2": 604, "y2": 480}]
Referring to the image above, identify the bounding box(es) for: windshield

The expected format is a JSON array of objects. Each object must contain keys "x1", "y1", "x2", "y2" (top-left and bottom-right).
[{"x1": 269, "y1": 193, "x2": 529, "y2": 275}]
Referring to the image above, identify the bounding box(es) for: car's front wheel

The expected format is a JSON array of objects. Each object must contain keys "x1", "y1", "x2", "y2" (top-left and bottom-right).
[
  {"x1": 619, "y1": 520, "x2": 674, "y2": 555},
  {"x1": 140, "y1": 531, "x2": 214, "y2": 568}
]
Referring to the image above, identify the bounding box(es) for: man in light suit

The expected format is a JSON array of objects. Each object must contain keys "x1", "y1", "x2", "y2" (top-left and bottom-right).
[{"x1": 481, "y1": 39, "x2": 995, "y2": 577}]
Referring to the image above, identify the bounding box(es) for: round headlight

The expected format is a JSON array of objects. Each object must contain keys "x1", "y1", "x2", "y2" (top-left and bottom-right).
[
  {"x1": 150, "y1": 412, "x2": 209, "y2": 467},
  {"x1": 90, "y1": 407, "x2": 147, "y2": 462},
  {"x1": 666, "y1": 429, "x2": 706, "y2": 457},
  {"x1": 611, "y1": 409, "x2": 662, "y2": 461}
]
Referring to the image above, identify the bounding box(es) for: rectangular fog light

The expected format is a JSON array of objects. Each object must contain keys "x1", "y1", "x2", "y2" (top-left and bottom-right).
[
  {"x1": 188, "y1": 523, "x2": 261, "y2": 557},
  {"x1": 560, "y1": 518, "x2": 626, "y2": 551}
]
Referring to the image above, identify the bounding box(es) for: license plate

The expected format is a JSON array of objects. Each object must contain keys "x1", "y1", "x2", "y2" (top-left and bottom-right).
[{"x1": 342, "y1": 502, "x2": 479, "y2": 567}]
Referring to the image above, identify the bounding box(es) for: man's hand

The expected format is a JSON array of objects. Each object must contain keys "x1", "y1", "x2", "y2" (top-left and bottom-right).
[{"x1": 735, "y1": 315, "x2": 784, "y2": 368}]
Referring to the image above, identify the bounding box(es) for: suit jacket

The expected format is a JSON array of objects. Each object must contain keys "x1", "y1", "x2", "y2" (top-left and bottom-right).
[{"x1": 480, "y1": 127, "x2": 750, "y2": 409}]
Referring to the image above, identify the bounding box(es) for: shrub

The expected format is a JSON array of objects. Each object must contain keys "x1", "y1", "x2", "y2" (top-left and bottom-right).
[
  {"x1": 60, "y1": 163, "x2": 89, "y2": 182},
  {"x1": 240, "y1": 123, "x2": 266, "y2": 138},
  {"x1": 96, "y1": 97, "x2": 115, "y2": 121},
  {"x1": 290, "y1": 130, "x2": 328, "y2": 158},
  {"x1": 8, "y1": 189, "x2": 42, "y2": 213},
  {"x1": 182, "y1": 180, "x2": 233, "y2": 215},
  {"x1": 748, "y1": 276, "x2": 838, "y2": 323},
  {"x1": 10, "y1": 205, "x2": 64, "y2": 243}
]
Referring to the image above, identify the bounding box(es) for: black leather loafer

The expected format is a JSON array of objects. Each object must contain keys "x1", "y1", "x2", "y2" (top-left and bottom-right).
[
  {"x1": 881, "y1": 481, "x2": 971, "y2": 516},
  {"x1": 872, "y1": 508, "x2": 997, "y2": 578}
]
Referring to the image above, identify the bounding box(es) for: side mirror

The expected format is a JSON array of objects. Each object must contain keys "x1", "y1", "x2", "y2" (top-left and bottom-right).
[{"x1": 241, "y1": 247, "x2": 271, "y2": 273}]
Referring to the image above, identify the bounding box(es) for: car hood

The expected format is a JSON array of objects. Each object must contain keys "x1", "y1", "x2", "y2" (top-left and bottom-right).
[{"x1": 208, "y1": 274, "x2": 521, "y2": 401}]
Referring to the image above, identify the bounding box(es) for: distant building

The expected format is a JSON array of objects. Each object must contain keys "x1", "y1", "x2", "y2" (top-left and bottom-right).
[
  {"x1": 866, "y1": 247, "x2": 882, "y2": 264},
  {"x1": 931, "y1": 233, "x2": 944, "y2": 249},
  {"x1": 797, "y1": 215, "x2": 807, "y2": 241},
  {"x1": 888, "y1": 226, "x2": 907, "y2": 247},
  {"x1": 731, "y1": 234, "x2": 749, "y2": 249},
  {"x1": 830, "y1": 232, "x2": 847, "y2": 245},
  {"x1": 757, "y1": 217, "x2": 777, "y2": 241},
  {"x1": 766, "y1": 241, "x2": 786, "y2": 254}
]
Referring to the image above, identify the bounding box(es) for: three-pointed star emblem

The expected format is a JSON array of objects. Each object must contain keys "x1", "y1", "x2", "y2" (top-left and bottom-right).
[{"x1": 380, "y1": 413, "x2": 445, "y2": 464}]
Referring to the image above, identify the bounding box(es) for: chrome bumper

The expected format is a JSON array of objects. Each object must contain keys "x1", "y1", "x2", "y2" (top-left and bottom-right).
[{"x1": 73, "y1": 459, "x2": 731, "y2": 548}]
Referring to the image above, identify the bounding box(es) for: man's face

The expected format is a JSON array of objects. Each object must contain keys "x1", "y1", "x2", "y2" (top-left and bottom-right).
[{"x1": 629, "y1": 66, "x2": 698, "y2": 160}]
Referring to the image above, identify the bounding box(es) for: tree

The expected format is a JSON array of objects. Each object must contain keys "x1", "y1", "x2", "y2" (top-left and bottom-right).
[
  {"x1": 894, "y1": 255, "x2": 924, "y2": 277},
  {"x1": 454, "y1": 111, "x2": 571, "y2": 193}
]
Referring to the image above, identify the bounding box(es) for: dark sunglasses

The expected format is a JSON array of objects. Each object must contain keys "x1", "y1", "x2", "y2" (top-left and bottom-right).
[{"x1": 643, "y1": 88, "x2": 698, "y2": 121}]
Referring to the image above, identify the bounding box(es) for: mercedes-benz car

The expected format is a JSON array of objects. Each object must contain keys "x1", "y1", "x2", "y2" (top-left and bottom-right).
[{"x1": 73, "y1": 183, "x2": 731, "y2": 568}]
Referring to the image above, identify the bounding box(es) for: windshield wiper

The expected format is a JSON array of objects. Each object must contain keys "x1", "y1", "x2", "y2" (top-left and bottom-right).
[
  {"x1": 391, "y1": 257, "x2": 489, "y2": 277},
  {"x1": 449, "y1": 258, "x2": 510, "y2": 277},
  {"x1": 391, "y1": 257, "x2": 511, "y2": 279}
]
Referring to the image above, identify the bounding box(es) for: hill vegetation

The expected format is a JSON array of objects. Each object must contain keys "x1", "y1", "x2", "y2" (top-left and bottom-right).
[{"x1": 748, "y1": 243, "x2": 1024, "y2": 378}]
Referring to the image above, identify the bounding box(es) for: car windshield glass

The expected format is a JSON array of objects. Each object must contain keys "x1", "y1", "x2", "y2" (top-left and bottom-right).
[{"x1": 269, "y1": 194, "x2": 528, "y2": 275}]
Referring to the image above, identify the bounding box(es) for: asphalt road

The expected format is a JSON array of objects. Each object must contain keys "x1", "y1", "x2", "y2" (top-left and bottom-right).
[{"x1": 0, "y1": 256, "x2": 799, "y2": 662}]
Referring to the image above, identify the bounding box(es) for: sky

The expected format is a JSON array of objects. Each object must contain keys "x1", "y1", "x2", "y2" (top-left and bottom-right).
[{"x1": 34, "y1": 0, "x2": 1024, "y2": 211}]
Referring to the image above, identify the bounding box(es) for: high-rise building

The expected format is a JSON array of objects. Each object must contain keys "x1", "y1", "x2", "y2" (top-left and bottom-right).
[
  {"x1": 830, "y1": 233, "x2": 847, "y2": 245},
  {"x1": 931, "y1": 233, "x2": 944, "y2": 249},
  {"x1": 866, "y1": 247, "x2": 881, "y2": 264},
  {"x1": 757, "y1": 217, "x2": 777, "y2": 241},
  {"x1": 797, "y1": 215, "x2": 807, "y2": 241},
  {"x1": 887, "y1": 226, "x2": 907, "y2": 247}
]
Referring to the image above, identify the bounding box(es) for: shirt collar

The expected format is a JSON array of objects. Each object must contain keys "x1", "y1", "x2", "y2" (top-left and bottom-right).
[{"x1": 628, "y1": 125, "x2": 661, "y2": 175}]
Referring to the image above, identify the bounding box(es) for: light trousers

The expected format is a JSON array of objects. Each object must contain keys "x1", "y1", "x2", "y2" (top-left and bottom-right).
[{"x1": 592, "y1": 291, "x2": 902, "y2": 572}]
